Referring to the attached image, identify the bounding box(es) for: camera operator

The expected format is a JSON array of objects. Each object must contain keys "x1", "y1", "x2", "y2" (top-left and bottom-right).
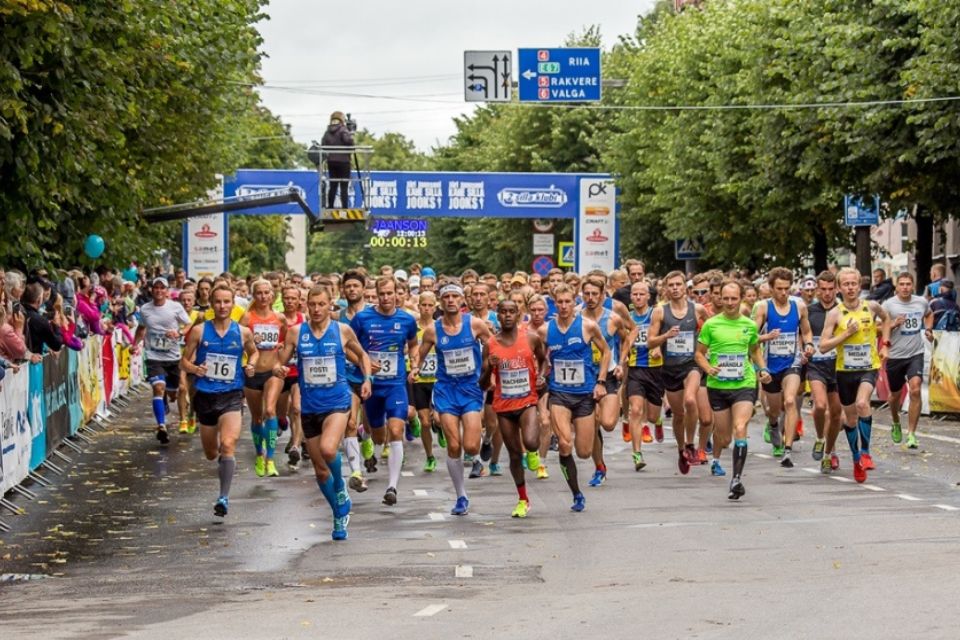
[{"x1": 321, "y1": 110, "x2": 355, "y2": 209}]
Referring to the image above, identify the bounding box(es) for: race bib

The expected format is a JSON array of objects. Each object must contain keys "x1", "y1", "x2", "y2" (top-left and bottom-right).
[
  {"x1": 371, "y1": 351, "x2": 399, "y2": 378},
  {"x1": 768, "y1": 331, "x2": 797, "y2": 356},
  {"x1": 636, "y1": 328, "x2": 648, "y2": 347},
  {"x1": 206, "y1": 353, "x2": 237, "y2": 382},
  {"x1": 500, "y1": 367, "x2": 531, "y2": 398},
  {"x1": 253, "y1": 323, "x2": 280, "y2": 350},
  {"x1": 419, "y1": 352, "x2": 438, "y2": 377},
  {"x1": 149, "y1": 331, "x2": 174, "y2": 352},
  {"x1": 554, "y1": 359, "x2": 586, "y2": 386},
  {"x1": 666, "y1": 331, "x2": 695, "y2": 356},
  {"x1": 811, "y1": 336, "x2": 835, "y2": 362},
  {"x1": 443, "y1": 347, "x2": 477, "y2": 376},
  {"x1": 303, "y1": 356, "x2": 337, "y2": 386},
  {"x1": 715, "y1": 353, "x2": 746, "y2": 381},
  {"x1": 901, "y1": 312, "x2": 923, "y2": 336},
  {"x1": 843, "y1": 343, "x2": 872, "y2": 368}
]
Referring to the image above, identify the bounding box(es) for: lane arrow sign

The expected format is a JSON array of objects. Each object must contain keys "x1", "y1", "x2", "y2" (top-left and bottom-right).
[{"x1": 522, "y1": 69, "x2": 536, "y2": 80}]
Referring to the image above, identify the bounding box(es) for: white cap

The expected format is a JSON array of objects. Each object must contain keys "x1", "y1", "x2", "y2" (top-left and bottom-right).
[
  {"x1": 394, "y1": 269, "x2": 408, "y2": 281},
  {"x1": 409, "y1": 275, "x2": 421, "y2": 288}
]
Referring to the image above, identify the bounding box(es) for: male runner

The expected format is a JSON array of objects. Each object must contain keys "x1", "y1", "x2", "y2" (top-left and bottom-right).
[
  {"x1": 621, "y1": 281, "x2": 664, "y2": 470},
  {"x1": 807, "y1": 271, "x2": 843, "y2": 472},
  {"x1": 338, "y1": 270, "x2": 373, "y2": 491},
  {"x1": 527, "y1": 295, "x2": 552, "y2": 479},
  {"x1": 278, "y1": 284, "x2": 305, "y2": 468},
  {"x1": 412, "y1": 292, "x2": 442, "y2": 471},
  {"x1": 469, "y1": 282, "x2": 501, "y2": 476}
]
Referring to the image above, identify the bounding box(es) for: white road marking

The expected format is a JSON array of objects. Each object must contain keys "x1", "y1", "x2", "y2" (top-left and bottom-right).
[
  {"x1": 831, "y1": 476, "x2": 854, "y2": 483},
  {"x1": 934, "y1": 504, "x2": 959, "y2": 512},
  {"x1": 801, "y1": 468, "x2": 819, "y2": 474},
  {"x1": 896, "y1": 493, "x2": 922, "y2": 501},
  {"x1": 413, "y1": 603, "x2": 447, "y2": 617},
  {"x1": 413, "y1": 489, "x2": 428, "y2": 497},
  {"x1": 448, "y1": 539, "x2": 467, "y2": 549},
  {"x1": 753, "y1": 453, "x2": 772, "y2": 459},
  {"x1": 861, "y1": 484, "x2": 886, "y2": 492},
  {"x1": 428, "y1": 512, "x2": 446, "y2": 521},
  {"x1": 454, "y1": 564, "x2": 474, "y2": 578},
  {"x1": 401, "y1": 471, "x2": 414, "y2": 477}
]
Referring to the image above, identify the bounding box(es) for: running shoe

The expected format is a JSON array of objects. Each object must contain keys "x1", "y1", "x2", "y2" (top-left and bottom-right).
[
  {"x1": 179, "y1": 419, "x2": 189, "y2": 434},
  {"x1": 780, "y1": 456, "x2": 794, "y2": 468},
  {"x1": 187, "y1": 417, "x2": 197, "y2": 434},
  {"x1": 521, "y1": 455, "x2": 528, "y2": 470},
  {"x1": 382, "y1": 486, "x2": 398, "y2": 506},
  {"x1": 411, "y1": 415, "x2": 422, "y2": 438},
  {"x1": 301, "y1": 447, "x2": 310, "y2": 461},
  {"x1": 571, "y1": 492, "x2": 586, "y2": 512},
  {"x1": 214, "y1": 496, "x2": 228, "y2": 518},
  {"x1": 332, "y1": 514, "x2": 349, "y2": 541},
  {"x1": 830, "y1": 453, "x2": 840, "y2": 471},
  {"x1": 812, "y1": 439, "x2": 825, "y2": 461},
  {"x1": 711, "y1": 459, "x2": 726, "y2": 476},
  {"x1": 451, "y1": 495, "x2": 469, "y2": 516},
  {"x1": 796, "y1": 419, "x2": 804, "y2": 438},
  {"x1": 380, "y1": 445, "x2": 390, "y2": 461},
  {"x1": 678, "y1": 450, "x2": 690, "y2": 475},
  {"x1": 536, "y1": 465, "x2": 549, "y2": 480},
  {"x1": 633, "y1": 451, "x2": 646, "y2": 471},
  {"x1": 361, "y1": 437, "x2": 375, "y2": 461},
  {"x1": 511, "y1": 499, "x2": 530, "y2": 518},
  {"x1": 480, "y1": 439, "x2": 493, "y2": 462},
  {"x1": 853, "y1": 460, "x2": 867, "y2": 483},
  {"x1": 820, "y1": 456, "x2": 832, "y2": 474},
  {"x1": 364, "y1": 455, "x2": 378, "y2": 474},
  {"x1": 156, "y1": 426, "x2": 169, "y2": 445},
  {"x1": 254, "y1": 456, "x2": 266, "y2": 477},
  {"x1": 772, "y1": 445, "x2": 784, "y2": 458},
  {"x1": 587, "y1": 468, "x2": 606, "y2": 487},
  {"x1": 549, "y1": 434, "x2": 559, "y2": 452},
  {"x1": 435, "y1": 425, "x2": 447, "y2": 448},
  {"x1": 464, "y1": 453, "x2": 474, "y2": 463},
  {"x1": 641, "y1": 425, "x2": 654, "y2": 444},
  {"x1": 654, "y1": 423, "x2": 664, "y2": 443},
  {"x1": 266, "y1": 460, "x2": 279, "y2": 477},
  {"x1": 697, "y1": 448, "x2": 708, "y2": 465},
  {"x1": 622, "y1": 421, "x2": 631, "y2": 443},
  {"x1": 891, "y1": 421, "x2": 903, "y2": 444},
  {"x1": 763, "y1": 421, "x2": 772, "y2": 444},
  {"x1": 423, "y1": 456, "x2": 437, "y2": 473},
  {"x1": 526, "y1": 451, "x2": 541, "y2": 471},
  {"x1": 860, "y1": 452, "x2": 875, "y2": 471},
  {"x1": 489, "y1": 463, "x2": 503, "y2": 476},
  {"x1": 348, "y1": 471, "x2": 368, "y2": 492},
  {"x1": 906, "y1": 433, "x2": 918, "y2": 449},
  {"x1": 728, "y1": 479, "x2": 745, "y2": 500},
  {"x1": 404, "y1": 421, "x2": 414, "y2": 442},
  {"x1": 469, "y1": 459, "x2": 486, "y2": 478},
  {"x1": 288, "y1": 445, "x2": 301, "y2": 468},
  {"x1": 705, "y1": 439, "x2": 713, "y2": 454},
  {"x1": 665, "y1": 407, "x2": 672, "y2": 419},
  {"x1": 335, "y1": 488, "x2": 351, "y2": 517},
  {"x1": 684, "y1": 445, "x2": 697, "y2": 465}
]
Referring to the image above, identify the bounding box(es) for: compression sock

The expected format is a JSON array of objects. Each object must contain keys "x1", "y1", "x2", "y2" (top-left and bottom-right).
[
  {"x1": 388, "y1": 441, "x2": 403, "y2": 489},
  {"x1": 843, "y1": 425, "x2": 861, "y2": 463},
  {"x1": 559, "y1": 454, "x2": 580, "y2": 495},
  {"x1": 264, "y1": 417, "x2": 279, "y2": 459},
  {"x1": 857, "y1": 416, "x2": 872, "y2": 453},
  {"x1": 328, "y1": 451, "x2": 345, "y2": 493},
  {"x1": 517, "y1": 483, "x2": 528, "y2": 503},
  {"x1": 218, "y1": 456, "x2": 236, "y2": 498},
  {"x1": 446, "y1": 455, "x2": 466, "y2": 498},
  {"x1": 251, "y1": 423, "x2": 265, "y2": 455},
  {"x1": 344, "y1": 437, "x2": 361, "y2": 473},
  {"x1": 316, "y1": 474, "x2": 337, "y2": 513},
  {"x1": 152, "y1": 397, "x2": 166, "y2": 427},
  {"x1": 732, "y1": 439, "x2": 748, "y2": 478}
]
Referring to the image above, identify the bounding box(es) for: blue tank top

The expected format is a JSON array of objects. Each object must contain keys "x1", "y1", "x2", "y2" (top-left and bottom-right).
[
  {"x1": 195, "y1": 321, "x2": 245, "y2": 394},
  {"x1": 764, "y1": 299, "x2": 800, "y2": 374},
  {"x1": 602, "y1": 297, "x2": 614, "y2": 311},
  {"x1": 435, "y1": 314, "x2": 482, "y2": 385},
  {"x1": 349, "y1": 306, "x2": 418, "y2": 387},
  {"x1": 628, "y1": 308, "x2": 661, "y2": 368},
  {"x1": 298, "y1": 322, "x2": 351, "y2": 414},
  {"x1": 339, "y1": 305, "x2": 364, "y2": 384},
  {"x1": 592, "y1": 309, "x2": 619, "y2": 373},
  {"x1": 486, "y1": 310, "x2": 501, "y2": 333},
  {"x1": 547, "y1": 315, "x2": 597, "y2": 394}
]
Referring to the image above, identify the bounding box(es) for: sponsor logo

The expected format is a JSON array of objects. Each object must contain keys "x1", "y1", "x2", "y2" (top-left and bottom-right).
[
  {"x1": 584, "y1": 206, "x2": 609, "y2": 217},
  {"x1": 585, "y1": 228, "x2": 609, "y2": 243},
  {"x1": 235, "y1": 182, "x2": 307, "y2": 201},
  {"x1": 194, "y1": 224, "x2": 217, "y2": 239},
  {"x1": 497, "y1": 187, "x2": 568, "y2": 208}
]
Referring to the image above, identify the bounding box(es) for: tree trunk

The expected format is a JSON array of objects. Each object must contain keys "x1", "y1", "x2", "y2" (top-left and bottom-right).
[
  {"x1": 812, "y1": 223, "x2": 828, "y2": 274},
  {"x1": 914, "y1": 205, "x2": 934, "y2": 294}
]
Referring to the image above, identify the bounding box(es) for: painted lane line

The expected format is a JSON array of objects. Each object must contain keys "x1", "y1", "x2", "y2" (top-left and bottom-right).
[
  {"x1": 801, "y1": 468, "x2": 819, "y2": 474},
  {"x1": 753, "y1": 453, "x2": 772, "y2": 459},
  {"x1": 428, "y1": 512, "x2": 446, "y2": 521},
  {"x1": 413, "y1": 489, "x2": 428, "y2": 497},
  {"x1": 934, "y1": 504, "x2": 959, "y2": 512},
  {"x1": 861, "y1": 484, "x2": 886, "y2": 492},
  {"x1": 831, "y1": 476, "x2": 854, "y2": 483},
  {"x1": 401, "y1": 471, "x2": 414, "y2": 477},
  {"x1": 454, "y1": 564, "x2": 474, "y2": 578},
  {"x1": 448, "y1": 539, "x2": 467, "y2": 549},
  {"x1": 414, "y1": 603, "x2": 448, "y2": 617},
  {"x1": 896, "y1": 493, "x2": 922, "y2": 502}
]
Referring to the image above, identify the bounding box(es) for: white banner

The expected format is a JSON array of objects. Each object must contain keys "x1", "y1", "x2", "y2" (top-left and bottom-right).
[
  {"x1": 0, "y1": 368, "x2": 33, "y2": 493},
  {"x1": 576, "y1": 178, "x2": 617, "y2": 273},
  {"x1": 185, "y1": 212, "x2": 227, "y2": 279},
  {"x1": 533, "y1": 233, "x2": 555, "y2": 255}
]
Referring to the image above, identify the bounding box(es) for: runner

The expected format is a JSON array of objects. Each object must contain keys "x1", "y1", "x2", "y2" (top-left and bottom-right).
[
  {"x1": 807, "y1": 271, "x2": 843, "y2": 472},
  {"x1": 176, "y1": 287, "x2": 199, "y2": 435},
  {"x1": 882, "y1": 272, "x2": 933, "y2": 449},
  {"x1": 537, "y1": 284, "x2": 610, "y2": 512},
  {"x1": 470, "y1": 282, "x2": 502, "y2": 477},
  {"x1": 275, "y1": 286, "x2": 372, "y2": 540},
  {"x1": 134, "y1": 277, "x2": 192, "y2": 444},
  {"x1": 647, "y1": 270, "x2": 709, "y2": 474},
  {"x1": 338, "y1": 270, "x2": 372, "y2": 491},
  {"x1": 694, "y1": 280, "x2": 771, "y2": 499},
  {"x1": 752, "y1": 267, "x2": 814, "y2": 468},
  {"x1": 620, "y1": 281, "x2": 664, "y2": 471},
  {"x1": 416, "y1": 283, "x2": 492, "y2": 515},
  {"x1": 480, "y1": 299, "x2": 548, "y2": 518},
  {"x1": 527, "y1": 294, "x2": 552, "y2": 479},
  {"x1": 278, "y1": 284, "x2": 305, "y2": 469},
  {"x1": 240, "y1": 279, "x2": 288, "y2": 478},
  {"x1": 819, "y1": 267, "x2": 891, "y2": 483},
  {"x1": 412, "y1": 292, "x2": 443, "y2": 473},
  {"x1": 181, "y1": 285, "x2": 258, "y2": 517},
  {"x1": 350, "y1": 276, "x2": 420, "y2": 506}
]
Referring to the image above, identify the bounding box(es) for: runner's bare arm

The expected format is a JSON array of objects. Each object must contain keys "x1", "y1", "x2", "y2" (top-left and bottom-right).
[
  {"x1": 180, "y1": 324, "x2": 205, "y2": 376},
  {"x1": 273, "y1": 326, "x2": 298, "y2": 377}
]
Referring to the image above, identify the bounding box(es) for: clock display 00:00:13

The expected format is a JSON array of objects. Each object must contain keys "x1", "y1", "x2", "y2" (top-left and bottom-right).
[{"x1": 368, "y1": 235, "x2": 428, "y2": 249}]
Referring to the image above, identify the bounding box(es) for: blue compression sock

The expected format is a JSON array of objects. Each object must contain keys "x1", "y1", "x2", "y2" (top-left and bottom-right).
[
  {"x1": 844, "y1": 425, "x2": 861, "y2": 463},
  {"x1": 152, "y1": 397, "x2": 166, "y2": 427},
  {"x1": 328, "y1": 451, "x2": 344, "y2": 493},
  {"x1": 316, "y1": 475, "x2": 337, "y2": 514},
  {"x1": 857, "y1": 416, "x2": 872, "y2": 453},
  {"x1": 251, "y1": 423, "x2": 265, "y2": 455},
  {"x1": 265, "y1": 417, "x2": 279, "y2": 458}
]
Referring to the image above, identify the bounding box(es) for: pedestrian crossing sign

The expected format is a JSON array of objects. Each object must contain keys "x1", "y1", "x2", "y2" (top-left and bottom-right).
[{"x1": 558, "y1": 241, "x2": 575, "y2": 267}]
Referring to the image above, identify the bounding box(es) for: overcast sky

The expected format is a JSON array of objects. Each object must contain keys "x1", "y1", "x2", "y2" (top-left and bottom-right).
[{"x1": 255, "y1": 0, "x2": 656, "y2": 152}]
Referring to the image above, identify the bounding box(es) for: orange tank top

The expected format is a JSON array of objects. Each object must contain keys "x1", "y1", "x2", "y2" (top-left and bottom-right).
[
  {"x1": 489, "y1": 334, "x2": 538, "y2": 413},
  {"x1": 248, "y1": 308, "x2": 284, "y2": 351}
]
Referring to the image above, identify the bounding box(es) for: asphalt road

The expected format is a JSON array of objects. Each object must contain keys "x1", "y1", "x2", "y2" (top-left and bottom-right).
[{"x1": 3, "y1": 390, "x2": 960, "y2": 639}]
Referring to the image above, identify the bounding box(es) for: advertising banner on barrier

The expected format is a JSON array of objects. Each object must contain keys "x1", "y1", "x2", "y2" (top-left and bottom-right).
[
  {"x1": 102, "y1": 332, "x2": 115, "y2": 406},
  {"x1": 27, "y1": 360, "x2": 46, "y2": 471},
  {"x1": 1, "y1": 368, "x2": 33, "y2": 493},
  {"x1": 44, "y1": 349, "x2": 72, "y2": 454},
  {"x1": 929, "y1": 331, "x2": 960, "y2": 414},
  {"x1": 68, "y1": 349, "x2": 82, "y2": 435},
  {"x1": 79, "y1": 336, "x2": 102, "y2": 423}
]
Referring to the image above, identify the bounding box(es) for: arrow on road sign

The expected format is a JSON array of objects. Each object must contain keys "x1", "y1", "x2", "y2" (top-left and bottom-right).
[{"x1": 522, "y1": 69, "x2": 536, "y2": 80}]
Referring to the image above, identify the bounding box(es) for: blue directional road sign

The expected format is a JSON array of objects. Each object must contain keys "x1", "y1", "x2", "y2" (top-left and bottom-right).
[
  {"x1": 518, "y1": 48, "x2": 601, "y2": 102},
  {"x1": 843, "y1": 194, "x2": 880, "y2": 227}
]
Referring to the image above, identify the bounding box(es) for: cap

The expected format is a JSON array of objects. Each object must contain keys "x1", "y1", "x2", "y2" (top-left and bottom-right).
[
  {"x1": 510, "y1": 274, "x2": 527, "y2": 285},
  {"x1": 421, "y1": 267, "x2": 436, "y2": 279},
  {"x1": 801, "y1": 277, "x2": 817, "y2": 291},
  {"x1": 408, "y1": 275, "x2": 421, "y2": 288},
  {"x1": 151, "y1": 277, "x2": 169, "y2": 288},
  {"x1": 394, "y1": 269, "x2": 408, "y2": 281}
]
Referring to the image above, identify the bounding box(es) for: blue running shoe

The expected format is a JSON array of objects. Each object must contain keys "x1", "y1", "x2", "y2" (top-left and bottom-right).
[
  {"x1": 214, "y1": 496, "x2": 228, "y2": 517},
  {"x1": 332, "y1": 514, "x2": 349, "y2": 541},
  {"x1": 710, "y1": 459, "x2": 726, "y2": 477},
  {"x1": 336, "y1": 488, "x2": 352, "y2": 518},
  {"x1": 451, "y1": 495, "x2": 469, "y2": 516},
  {"x1": 404, "y1": 422, "x2": 414, "y2": 442},
  {"x1": 571, "y1": 493, "x2": 586, "y2": 512},
  {"x1": 587, "y1": 469, "x2": 606, "y2": 487},
  {"x1": 489, "y1": 463, "x2": 503, "y2": 476},
  {"x1": 705, "y1": 438, "x2": 713, "y2": 454}
]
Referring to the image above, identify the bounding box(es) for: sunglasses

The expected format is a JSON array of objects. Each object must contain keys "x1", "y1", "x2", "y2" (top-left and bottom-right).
[{"x1": 692, "y1": 289, "x2": 709, "y2": 296}]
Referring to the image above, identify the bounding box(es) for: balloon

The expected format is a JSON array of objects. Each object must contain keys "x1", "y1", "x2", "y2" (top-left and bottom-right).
[
  {"x1": 84, "y1": 234, "x2": 105, "y2": 259},
  {"x1": 122, "y1": 266, "x2": 138, "y2": 283}
]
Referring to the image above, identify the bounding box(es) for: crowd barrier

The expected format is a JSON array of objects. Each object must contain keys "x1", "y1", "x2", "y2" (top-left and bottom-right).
[
  {"x1": 0, "y1": 328, "x2": 145, "y2": 499},
  {"x1": 873, "y1": 330, "x2": 960, "y2": 416}
]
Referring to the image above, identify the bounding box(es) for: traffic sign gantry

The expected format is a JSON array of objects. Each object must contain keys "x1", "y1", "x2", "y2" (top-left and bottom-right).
[
  {"x1": 464, "y1": 51, "x2": 512, "y2": 103},
  {"x1": 518, "y1": 48, "x2": 601, "y2": 102}
]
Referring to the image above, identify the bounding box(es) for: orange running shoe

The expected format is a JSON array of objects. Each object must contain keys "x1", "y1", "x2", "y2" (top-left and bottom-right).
[
  {"x1": 860, "y1": 452, "x2": 875, "y2": 470},
  {"x1": 853, "y1": 459, "x2": 867, "y2": 483},
  {"x1": 622, "y1": 421, "x2": 631, "y2": 443},
  {"x1": 641, "y1": 425, "x2": 653, "y2": 444},
  {"x1": 654, "y1": 423, "x2": 664, "y2": 443},
  {"x1": 697, "y1": 448, "x2": 708, "y2": 464},
  {"x1": 796, "y1": 419, "x2": 804, "y2": 438}
]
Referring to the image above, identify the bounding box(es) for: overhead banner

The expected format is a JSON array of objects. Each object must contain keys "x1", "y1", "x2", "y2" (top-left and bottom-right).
[
  {"x1": 0, "y1": 368, "x2": 32, "y2": 493},
  {"x1": 930, "y1": 331, "x2": 960, "y2": 414},
  {"x1": 575, "y1": 177, "x2": 618, "y2": 273}
]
